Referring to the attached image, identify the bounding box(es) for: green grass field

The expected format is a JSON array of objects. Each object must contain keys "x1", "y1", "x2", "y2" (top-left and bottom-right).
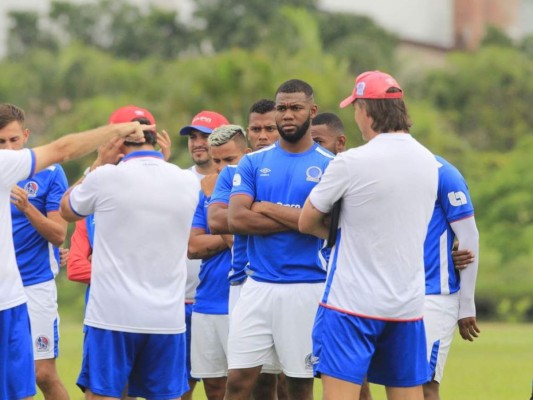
[{"x1": 39, "y1": 318, "x2": 533, "y2": 399}]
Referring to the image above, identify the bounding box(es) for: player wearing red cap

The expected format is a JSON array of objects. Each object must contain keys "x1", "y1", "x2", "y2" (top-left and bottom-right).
[{"x1": 300, "y1": 71, "x2": 439, "y2": 400}]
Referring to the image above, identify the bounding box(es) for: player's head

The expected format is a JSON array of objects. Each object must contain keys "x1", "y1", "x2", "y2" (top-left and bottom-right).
[
  {"x1": 208, "y1": 124, "x2": 250, "y2": 173},
  {"x1": 274, "y1": 79, "x2": 318, "y2": 144},
  {"x1": 0, "y1": 103, "x2": 30, "y2": 150},
  {"x1": 180, "y1": 110, "x2": 229, "y2": 167},
  {"x1": 108, "y1": 105, "x2": 157, "y2": 147},
  {"x1": 247, "y1": 99, "x2": 279, "y2": 151},
  {"x1": 311, "y1": 112, "x2": 346, "y2": 155},
  {"x1": 339, "y1": 71, "x2": 411, "y2": 140}
]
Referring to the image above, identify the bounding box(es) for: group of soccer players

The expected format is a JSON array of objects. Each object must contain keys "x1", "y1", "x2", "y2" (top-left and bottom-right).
[{"x1": 0, "y1": 70, "x2": 479, "y2": 400}]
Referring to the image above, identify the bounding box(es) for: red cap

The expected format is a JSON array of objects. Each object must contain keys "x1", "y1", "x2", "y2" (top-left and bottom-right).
[
  {"x1": 339, "y1": 71, "x2": 403, "y2": 108},
  {"x1": 109, "y1": 105, "x2": 156, "y2": 124},
  {"x1": 179, "y1": 111, "x2": 229, "y2": 136}
]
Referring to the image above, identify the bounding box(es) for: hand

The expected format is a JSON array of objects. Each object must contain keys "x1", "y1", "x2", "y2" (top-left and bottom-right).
[
  {"x1": 157, "y1": 129, "x2": 172, "y2": 161},
  {"x1": 10, "y1": 185, "x2": 30, "y2": 212},
  {"x1": 251, "y1": 201, "x2": 266, "y2": 214},
  {"x1": 458, "y1": 317, "x2": 480, "y2": 341},
  {"x1": 452, "y1": 248, "x2": 475, "y2": 270},
  {"x1": 94, "y1": 136, "x2": 125, "y2": 168},
  {"x1": 59, "y1": 247, "x2": 69, "y2": 268},
  {"x1": 201, "y1": 174, "x2": 218, "y2": 197},
  {"x1": 114, "y1": 121, "x2": 152, "y2": 142}
]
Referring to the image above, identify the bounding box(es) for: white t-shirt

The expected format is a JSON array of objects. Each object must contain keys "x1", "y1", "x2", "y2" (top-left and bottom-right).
[
  {"x1": 69, "y1": 151, "x2": 199, "y2": 333},
  {"x1": 309, "y1": 134, "x2": 438, "y2": 320},
  {"x1": 185, "y1": 165, "x2": 204, "y2": 302},
  {"x1": 0, "y1": 149, "x2": 34, "y2": 311}
]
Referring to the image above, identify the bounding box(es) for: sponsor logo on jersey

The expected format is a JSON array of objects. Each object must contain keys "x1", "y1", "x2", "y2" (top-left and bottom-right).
[
  {"x1": 259, "y1": 168, "x2": 271, "y2": 176},
  {"x1": 36, "y1": 335, "x2": 50, "y2": 352},
  {"x1": 448, "y1": 191, "x2": 468, "y2": 206},
  {"x1": 304, "y1": 353, "x2": 319, "y2": 369},
  {"x1": 306, "y1": 166, "x2": 323, "y2": 182},
  {"x1": 233, "y1": 173, "x2": 242, "y2": 187},
  {"x1": 24, "y1": 181, "x2": 39, "y2": 197}
]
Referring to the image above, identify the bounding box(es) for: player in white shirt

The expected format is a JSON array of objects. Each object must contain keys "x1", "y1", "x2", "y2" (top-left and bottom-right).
[
  {"x1": 300, "y1": 71, "x2": 439, "y2": 400},
  {"x1": 60, "y1": 106, "x2": 199, "y2": 400},
  {"x1": 0, "y1": 102, "x2": 147, "y2": 400}
]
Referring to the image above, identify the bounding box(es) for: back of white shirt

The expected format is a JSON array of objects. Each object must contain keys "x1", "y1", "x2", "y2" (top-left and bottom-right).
[
  {"x1": 0, "y1": 149, "x2": 34, "y2": 311},
  {"x1": 69, "y1": 151, "x2": 199, "y2": 333},
  {"x1": 309, "y1": 134, "x2": 438, "y2": 320}
]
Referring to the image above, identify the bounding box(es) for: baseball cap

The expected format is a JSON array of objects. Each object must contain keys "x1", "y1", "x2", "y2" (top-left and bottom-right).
[
  {"x1": 179, "y1": 111, "x2": 229, "y2": 136},
  {"x1": 339, "y1": 70, "x2": 403, "y2": 108},
  {"x1": 109, "y1": 105, "x2": 156, "y2": 124}
]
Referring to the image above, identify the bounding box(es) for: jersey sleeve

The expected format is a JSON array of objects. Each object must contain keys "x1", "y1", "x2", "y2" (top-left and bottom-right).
[
  {"x1": 309, "y1": 154, "x2": 350, "y2": 214},
  {"x1": 68, "y1": 168, "x2": 101, "y2": 217},
  {"x1": 67, "y1": 218, "x2": 92, "y2": 284},
  {"x1": 45, "y1": 165, "x2": 69, "y2": 213},
  {"x1": 210, "y1": 167, "x2": 233, "y2": 205},
  {"x1": 230, "y1": 155, "x2": 255, "y2": 199},
  {"x1": 438, "y1": 164, "x2": 474, "y2": 223},
  {"x1": 0, "y1": 149, "x2": 35, "y2": 189},
  {"x1": 192, "y1": 191, "x2": 207, "y2": 231}
]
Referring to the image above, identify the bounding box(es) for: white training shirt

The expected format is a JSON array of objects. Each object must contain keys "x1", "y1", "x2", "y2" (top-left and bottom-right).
[
  {"x1": 0, "y1": 149, "x2": 34, "y2": 311},
  {"x1": 309, "y1": 134, "x2": 438, "y2": 321},
  {"x1": 69, "y1": 151, "x2": 200, "y2": 333}
]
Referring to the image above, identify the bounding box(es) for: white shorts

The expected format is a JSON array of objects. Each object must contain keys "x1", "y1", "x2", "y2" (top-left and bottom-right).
[
  {"x1": 24, "y1": 280, "x2": 60, "y2": 360},
  {"x1": 228, "y1": 279, "x2": 323, "y2": 378},
  {"x1": 424, "y1": 292, "x2": 460, "y2": 382},
  {"x1": 191, "y1": 312, "x2": 229, "y2": 378},
  {"x1": 228, "y1": 283, "x2": 243, "y2": 316}
]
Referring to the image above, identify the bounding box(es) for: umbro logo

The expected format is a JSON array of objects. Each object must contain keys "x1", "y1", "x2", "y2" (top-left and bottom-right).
[{"x1": 260, "y1": 168, "x2": 271, "y2": 176}]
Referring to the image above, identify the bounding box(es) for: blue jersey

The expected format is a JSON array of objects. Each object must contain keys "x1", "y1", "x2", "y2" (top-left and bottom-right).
[
  {"x1": 424, "y1": 156, "x2": 474, "y2": 295},
  {"x1": 11, "y1": 164, "x2": 68, "y2": 286},
  {"x1": 192, "y1": 191, "x2": 231, "y2": 314},
  {"x1": 230, "y1": 142, "x2": 334, "y2": 283},
  {"x1": 210, "y1": 165, "x2": 248, "y2": 285}
]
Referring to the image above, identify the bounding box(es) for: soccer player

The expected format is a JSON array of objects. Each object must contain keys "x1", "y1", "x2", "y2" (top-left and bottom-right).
[
  {"x1": 187, "y1": 125, "x2": 251, "y2": 400},
  {"x1": 180, "y1": 110, "x2": 229, "y2": 400},
  {"x1": 0, "y1": 104, "x2": 70, "y2": 400},
  {"x1": 225, "y1": 79, "x2": 334, "y2": 400},
  {"x1": 299, "y1": 70, "x2": 438, "y2": 400},
  {"x1": 311, "y1": 112, "x2": 347, "y2": 155},
  {"x1": 0, "y1": 102, "x2": 147, "y2": 400},
  {"x1": 60, "y1": 106, "x2": 199, "y2": 400},
  {"x1": 423, "y1": 156, "x2": 480, "y2": 400}
]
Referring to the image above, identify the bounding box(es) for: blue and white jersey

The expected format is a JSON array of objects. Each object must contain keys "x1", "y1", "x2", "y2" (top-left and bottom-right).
[
  {"x1": 209, "y1": 165, "x2": 248, "y2": 285},
  {"x1": 11, "y1": 164, "x2": 68, "y2": 286},
  {"x1": 230, "y1": 142, "x2": 334, "y2": 284},
  {"x1": 192, "y1": 191, "x2": 231, "y2": 314},
  {"x1": 424, "y1": 156, "x2": 474, "y2": 295}
]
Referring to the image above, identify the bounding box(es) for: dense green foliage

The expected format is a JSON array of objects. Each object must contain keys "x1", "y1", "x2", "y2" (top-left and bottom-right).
[{"x1": 3, "y1": 1, "x2": 532, "y2": 320}]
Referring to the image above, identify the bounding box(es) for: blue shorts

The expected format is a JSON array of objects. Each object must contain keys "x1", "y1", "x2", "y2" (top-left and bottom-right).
[
  {"x1": 185, "y1": 303, "x2": 200, "y2": 382},
  {"x1": 77, "y1": 326, "x2": 189, "y2": 399},
  {"x1": 0, "y1": 304, "x2": 36, "y2": 399},
  {"x1": 312, "y1": 306, "x2": 430, "y2": 387}
]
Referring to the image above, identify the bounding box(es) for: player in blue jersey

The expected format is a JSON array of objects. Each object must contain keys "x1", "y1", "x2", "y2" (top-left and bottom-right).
[
  {"x1": 1, "y1": 105, "x2": 70, "y2": 400},
  {"x1": 423, "y1": 156, "x2": 480, "y2": 400},
  {"x1": 225, "y1": 80, "x2": 334, "y2": 400},
  {"x1": 0, "y1": 103, "x2": 148, "y2": 400},
  {"x1": 188, "y1": 124, "x2": 251, "y2": 400},
  {"x1": 311, "y1": 112, "x2": 347, "y2": 155},
  {"x1": 180, "y1": 110, "x2": 229, "y2": 400},
  {"x1": 300, "y1": 71, "x2": 439, "y2": 400}
]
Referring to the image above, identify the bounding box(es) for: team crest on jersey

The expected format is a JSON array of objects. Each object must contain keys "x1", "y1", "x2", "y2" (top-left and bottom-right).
[
  {"x1": 233, "y1": 173, "x2": 242, "y2": 187},
  {"x1": 36, "y1": 335, "x2": 50, "y2": 352},
  {"x1": 24, "y1": 181, "x2": 39, "y2": 197},
  {"x1": 306, "y1": 166, "x2": 323, "y2": 182}
]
